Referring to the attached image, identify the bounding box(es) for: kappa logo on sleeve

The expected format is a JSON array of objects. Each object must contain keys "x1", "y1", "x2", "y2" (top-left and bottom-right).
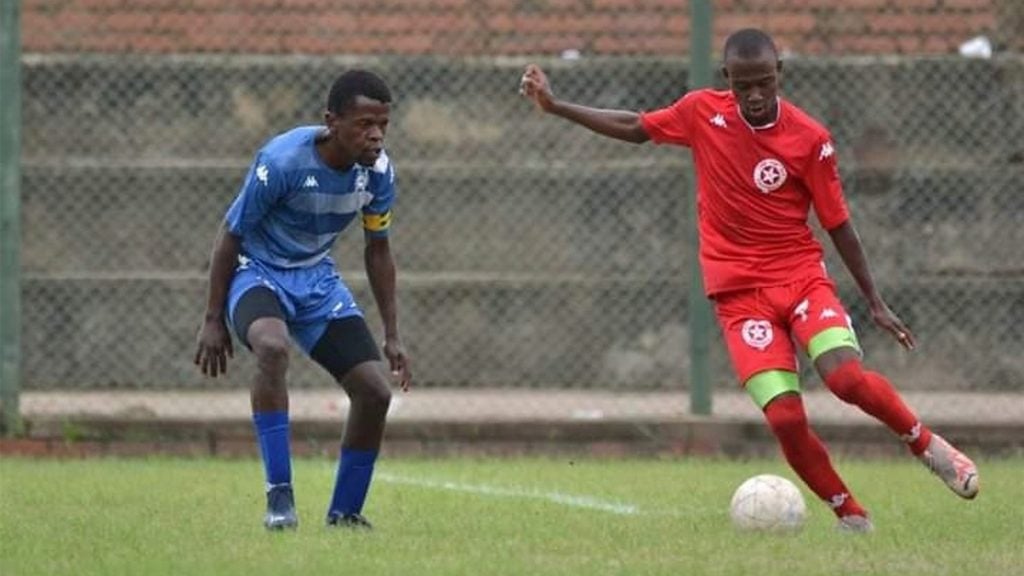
[
  {"x1": 256, "y1": 164, "x2": 269, "y2": 185},
  {"x1": 819, "y1": 141, "x2": 835, "y2": 161}
]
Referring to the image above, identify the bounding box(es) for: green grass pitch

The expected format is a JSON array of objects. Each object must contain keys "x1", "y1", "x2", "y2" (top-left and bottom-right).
[{"x1": 1, "y1": 456, "x2": 1021, "y2": 575}]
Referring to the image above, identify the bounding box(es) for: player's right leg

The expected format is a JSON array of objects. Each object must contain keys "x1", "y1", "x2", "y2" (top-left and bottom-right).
[
  {"x1": 749, "y1": 374, "x2": 871, "y2": 529},
  {"x1": 715, "y1": 287, "x2": 870, "y2": 529},
  {"x1": 229, "y1": 281, "x2": 298, "y2": 530}
]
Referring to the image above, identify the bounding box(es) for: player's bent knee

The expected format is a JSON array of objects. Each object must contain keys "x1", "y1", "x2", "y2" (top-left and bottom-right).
[
  {"x1": 343, "y1": 361, "x2": 392, "y2": 410},
  {"x1": 822, "y1": 360, "x2": 867, "y2": 404},
  {"x1": 250, "y1": 333, "x2": 290, "y2": 373},
  {"x1": 762, "y1": 394, "x2": 807, "y2": 436},
  {"x1": 362, "y1": 380, "x2": 392, "y2": 411}
]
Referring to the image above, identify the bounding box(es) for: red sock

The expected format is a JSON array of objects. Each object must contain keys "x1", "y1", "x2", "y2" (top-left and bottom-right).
[
  {"x1": 763, "y1": 394, "x2": 866, "y2": 518},
  {"x1": 824, "y1": 361, "x2": 933, "y2": 455}
]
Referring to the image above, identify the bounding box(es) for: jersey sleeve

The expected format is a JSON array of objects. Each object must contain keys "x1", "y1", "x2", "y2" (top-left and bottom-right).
[
  {"x1": 225, "y1": 154, "x2": 287, "y2": 236},
  {"x1": 806, "y1": 134, "x2": 850, "y2": 230},
  {"x1": 362, "y1": 155, "x2": 397, "y2": 238},
  {"x1": 639, "y1": 92, "x2": 698, "y2": 146}
]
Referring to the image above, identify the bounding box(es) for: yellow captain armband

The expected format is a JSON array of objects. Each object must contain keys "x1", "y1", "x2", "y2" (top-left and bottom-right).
[{"x1": 362, "y1": 211, "x2": 392, "y2": 233}]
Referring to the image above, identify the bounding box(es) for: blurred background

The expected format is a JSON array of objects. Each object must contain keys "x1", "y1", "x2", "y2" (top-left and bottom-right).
[{"x1": 2, "y1": 0, "x2": 1022, "y2": 445}]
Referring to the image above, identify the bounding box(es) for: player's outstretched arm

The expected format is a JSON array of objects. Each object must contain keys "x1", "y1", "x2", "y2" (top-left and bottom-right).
[
  {"x1": 828, "y1": 220, "x2": 916, "y2": 350},
  {"x1": 194, "y1": 222, "x2": 240, "y2": 377},
  {"x1": 519, "y1": 64, "x2": 650, "y2": 144},
  {"x1": 365, "y1": 234, "x2": 412, "y2": 391}
]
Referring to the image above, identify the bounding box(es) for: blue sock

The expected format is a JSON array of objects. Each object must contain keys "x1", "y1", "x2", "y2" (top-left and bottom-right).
[
  {"x1": 252, "y1": 411, "x2": 292, "y2": 488},
  {"x1": 328, "y1": 447, "x2": 378, "y2": 516}
]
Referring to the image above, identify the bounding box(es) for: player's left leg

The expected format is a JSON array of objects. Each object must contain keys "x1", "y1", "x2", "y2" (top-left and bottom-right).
[
  {"x1": 815, "y1": 349, "x2": 979, "y2": 499},
  {"x1": 304, "y1": 316, "x2": 390, "y2": 530},
  {"x1": 285, "y1": 263, "x2": 392, "y2": 529},
  {"x1": 793, "y1": 280, "x2": 979, "y2": 499}
]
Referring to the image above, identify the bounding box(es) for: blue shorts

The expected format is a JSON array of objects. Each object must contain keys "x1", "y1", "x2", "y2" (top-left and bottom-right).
[{"x1": 227, "y1": 256, "x2": 364, "y2": 353}]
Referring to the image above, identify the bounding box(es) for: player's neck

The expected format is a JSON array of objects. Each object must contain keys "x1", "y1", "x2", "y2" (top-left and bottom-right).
[
  {"x1": 315, "y1": 138, "x2": 357, "y2": 172},
  {"x1": 740, "y1": 98, "x2": 780, "y2": 130}
]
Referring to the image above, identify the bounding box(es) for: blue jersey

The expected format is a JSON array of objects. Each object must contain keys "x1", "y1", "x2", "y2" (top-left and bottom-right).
[{"x1": 225, "y1": 126, "x2": 396, "y2": 269}]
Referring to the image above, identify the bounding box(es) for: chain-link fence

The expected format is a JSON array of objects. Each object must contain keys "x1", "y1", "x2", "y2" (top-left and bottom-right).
[{"x1": 9, "y1": 0, "x2": 1024, "y2": 426}]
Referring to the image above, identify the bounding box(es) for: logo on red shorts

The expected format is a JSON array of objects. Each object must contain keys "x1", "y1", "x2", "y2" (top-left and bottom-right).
[{"x1": 741, "y1": 319, "x2": 774, "y2": 350}]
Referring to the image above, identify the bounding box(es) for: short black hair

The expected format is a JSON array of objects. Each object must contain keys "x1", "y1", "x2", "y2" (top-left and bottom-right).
[
  {"x1": 723, "y1": 28, "x2": 778, "y2": 61},
  {"x1": 327, "y1": 70, "x2": 392, "y2": 114}
]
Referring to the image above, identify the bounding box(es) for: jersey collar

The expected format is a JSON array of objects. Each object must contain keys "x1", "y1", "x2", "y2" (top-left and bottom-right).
[{"x1": 737, "y1": 97, "x2": 782, "y2": 132}]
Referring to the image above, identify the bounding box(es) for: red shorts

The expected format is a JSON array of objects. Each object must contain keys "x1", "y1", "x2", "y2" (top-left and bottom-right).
[{"x1": 713, "y1": 276, "x2": 858, "y2": 385}]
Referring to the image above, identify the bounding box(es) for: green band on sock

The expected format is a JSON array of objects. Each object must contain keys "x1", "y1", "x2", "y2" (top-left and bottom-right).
[
  {"x1": 745, "y1": 370, "x2": 801, "y2": 409},
  {"x1": 807, "y1": 326, "x2": 861, "y2": 361}
]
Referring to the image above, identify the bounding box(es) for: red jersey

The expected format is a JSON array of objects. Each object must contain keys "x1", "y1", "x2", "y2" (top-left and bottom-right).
[{"x1": 640, "y1": 89, "x2": 849, "y2": 296}]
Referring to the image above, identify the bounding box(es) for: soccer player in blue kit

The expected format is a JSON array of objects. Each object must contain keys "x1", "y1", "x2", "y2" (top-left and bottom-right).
[{"x1": 194, "y1": 70, "x2": 411, "y2": 531}]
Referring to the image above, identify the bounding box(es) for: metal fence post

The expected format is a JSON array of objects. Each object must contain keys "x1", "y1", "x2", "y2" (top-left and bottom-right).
[
  {"x1": 688, "y1": 0, "x2": 713, "y2": 415},
  {"x1": 1, "y1": 0, "x2": 24, "y2": 435}
]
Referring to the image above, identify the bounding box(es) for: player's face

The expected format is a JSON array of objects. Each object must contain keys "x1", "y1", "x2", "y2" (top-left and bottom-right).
[
  {"x1": 327, "y1": 96, "x2": 391, "y2": 167},
  {"x1": 723, "y1": 52, "x2": 781, "y2": 127}
]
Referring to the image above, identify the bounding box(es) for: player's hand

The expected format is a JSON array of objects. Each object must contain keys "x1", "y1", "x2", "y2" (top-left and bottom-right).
[
  {"x1": 382, "y1": 337, "x2": 412, "y2": 392},
  {"x1": 519, "y1": 64, "x2": 556, "y2": 112},
  {"x1": 870, "y1": 300, "x2": 916, "y2": 351},
  {"x1": 194, "y1": 316, "x2": 234, "y2": 377}
]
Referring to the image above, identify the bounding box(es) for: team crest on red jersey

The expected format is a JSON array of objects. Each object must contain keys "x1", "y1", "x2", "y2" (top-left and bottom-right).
[{"x1": 753, "y1": 158, "x2": 787, "y2": 193}]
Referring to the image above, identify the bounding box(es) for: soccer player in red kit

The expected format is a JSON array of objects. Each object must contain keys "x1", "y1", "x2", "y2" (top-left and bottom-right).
[{"x1": 519, "y1": 28, "x2": 979, "y2": 531}]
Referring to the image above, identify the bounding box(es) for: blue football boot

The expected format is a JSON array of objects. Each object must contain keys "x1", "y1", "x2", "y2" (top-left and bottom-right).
[
  {"x1": 326, "y1": 511, "x2": 373, "y2": 530},
  {"x1": 264, "y1": 484, "x2": 298, "y2": 530}
]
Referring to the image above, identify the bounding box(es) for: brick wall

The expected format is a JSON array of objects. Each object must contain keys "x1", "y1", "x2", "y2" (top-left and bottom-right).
[{"x1": 22, "y1": 0, "x2": 1018, "y2": 56}]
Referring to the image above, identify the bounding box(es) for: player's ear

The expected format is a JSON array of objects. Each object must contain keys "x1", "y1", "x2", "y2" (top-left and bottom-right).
[
  {"x1": 324, "y1": 110, "x2": 341, "y2": 134},
  {"x1": 720, "y1": 65, "x2": 730, "y2": 81},
  {"x1": 776, "y1": 59, "x2": 783, "y2": 74}
]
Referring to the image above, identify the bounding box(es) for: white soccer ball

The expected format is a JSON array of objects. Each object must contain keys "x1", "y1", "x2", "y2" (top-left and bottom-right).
[{"x1": 729, "y1": 474, "x2": 807, "y2": 532}]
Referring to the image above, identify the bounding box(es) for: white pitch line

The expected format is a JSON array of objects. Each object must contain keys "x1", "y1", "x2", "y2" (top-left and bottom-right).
[{"x1": 376, "y1": 472, "x2": 642, "y2": 516}]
